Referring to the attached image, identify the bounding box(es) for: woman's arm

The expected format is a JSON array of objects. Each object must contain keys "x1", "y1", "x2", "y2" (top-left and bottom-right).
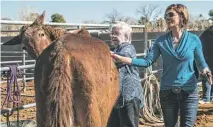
[
  {"x1": 194, "y1": 36, "x2": 209, "y2": 71},
  {"x1": 111, "y1": 41, "x2": 161, "y2": 67},
  {"x1": 194, "y1": 36, "x2": 212, "y2": 84},
  {"x1": 111, "y1": 53, "x2": 132, "y2": 64},
  {"x1": 111, "y1": 44, "x2": 136, "y2": 65}
]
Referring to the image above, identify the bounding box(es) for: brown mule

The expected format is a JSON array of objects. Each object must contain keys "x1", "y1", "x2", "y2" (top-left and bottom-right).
[{"x1": 4, "y1": 11, "x2": 119, "y2": 127}]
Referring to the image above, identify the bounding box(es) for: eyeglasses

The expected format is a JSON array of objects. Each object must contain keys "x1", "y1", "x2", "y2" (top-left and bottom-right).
[{"x1": 164, "y1": 12, "x2": 177, "y2": 19}]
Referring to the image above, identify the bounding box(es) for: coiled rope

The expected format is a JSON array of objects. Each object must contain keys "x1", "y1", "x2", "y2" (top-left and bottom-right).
[{"x1": 140, "y1": 67, "x2": 164, "y2": 126}]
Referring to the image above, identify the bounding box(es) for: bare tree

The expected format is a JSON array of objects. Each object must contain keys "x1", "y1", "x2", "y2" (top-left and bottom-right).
[
  {"x1": 103, "y1": 8, "x2": 137, "y2": 25},
  {"x1": 2, "y1": 7, "x2": 40, "y2": 36},
  {"x1": 138, "y1": 16, "x2": 148, "y2": 25},
  {"x1": 136, "y1": 4, "x2": 162, "y2": 25},
  {"x1": 103, "y1": 8, "x2": 123, "y2": 24},
  {"x1": 122, "y1": 16, "x2": 137, "y2": 25},
  {"x1": 18, "y1": 7, "x2": 39, "y2": 21}
]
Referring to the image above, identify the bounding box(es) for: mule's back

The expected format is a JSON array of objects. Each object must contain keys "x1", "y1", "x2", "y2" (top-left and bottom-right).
[{"x1": 34, "y1": 33, "x2": 119, "y2": 127}]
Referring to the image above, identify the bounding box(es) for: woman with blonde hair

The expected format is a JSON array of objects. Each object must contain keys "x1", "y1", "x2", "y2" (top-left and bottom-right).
[{"x1": 111, "y1": 4, "x2": 212, "y2": 127}]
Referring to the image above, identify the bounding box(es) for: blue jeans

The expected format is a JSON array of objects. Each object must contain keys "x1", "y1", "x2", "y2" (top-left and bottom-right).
[
  {"x1": 202, "y1": 79, "x2": 213, "y2": 102},
  {"x1": 160, "y1": 87, "x2": 198, "y2": 127}
]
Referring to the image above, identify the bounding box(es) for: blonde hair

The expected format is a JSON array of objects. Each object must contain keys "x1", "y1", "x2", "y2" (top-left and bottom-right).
[
  {"x1": 165, "y1": 4, "x2": 189, "y2": 28},
  {"x1": 111, "y1": 21, "x2": 132, "y2": 43}
]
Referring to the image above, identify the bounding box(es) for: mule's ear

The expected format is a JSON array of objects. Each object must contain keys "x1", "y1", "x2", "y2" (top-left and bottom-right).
[
  {"x1": 40, "y1": 11, "x2": 45, "y2": 24},
  {"x1": 71, "y1": 29, "x2": 81, "y2": 34},
  {"x1": 81, "y1": 27, "x2": 87, "y2": 32},
  {"x1": 32, "y1": 11, "x2": 45, "y2": 25},
  {"x1": 3, "y1": 35, "x2": 21, "y2": 45},
  {"x1": 80, "y1": 27, "x2": 91, "y2": 36}
]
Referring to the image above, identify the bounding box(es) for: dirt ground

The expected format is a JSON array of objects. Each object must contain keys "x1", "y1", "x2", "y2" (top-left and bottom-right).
[{"x1": 1, "y1": 81, "x2": 213, "y2": 127}]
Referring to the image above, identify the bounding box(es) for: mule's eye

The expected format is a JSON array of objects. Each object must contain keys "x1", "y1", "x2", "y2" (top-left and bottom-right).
[{"x1": 41, "y1": 33, "x2": 45, "y2": 36}]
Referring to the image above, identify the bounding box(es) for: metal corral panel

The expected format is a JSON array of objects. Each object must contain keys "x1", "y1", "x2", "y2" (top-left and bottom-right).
[{"x1": 1, "y1": 31, "x2": 202, "y2": 78}]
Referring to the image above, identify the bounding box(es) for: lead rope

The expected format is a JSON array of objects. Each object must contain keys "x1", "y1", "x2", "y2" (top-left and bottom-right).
[
  {"x1": 140, "y1": 66, "x2": 164, "y2": 126},
  {"x1": 1, "y1": 65, "x2": 22, "y2": 127}
]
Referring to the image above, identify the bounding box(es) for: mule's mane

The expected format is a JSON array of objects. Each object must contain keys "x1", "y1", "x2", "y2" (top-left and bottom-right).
[
  {"x1": 20, "y1": 24, "x2": 92, "y2": 43},
  {"x1": 42, "y1": 25, "x2": 66, "y2": 41},
  {"x1": 40, "y1": 25, "x2": 92, "y2": 42},
  {"x1": 70, "y1": 32, "x2": 93, "y2": 41},
  {"x1": 42, "y1": 25, "x2": 93, "y2": 42}
]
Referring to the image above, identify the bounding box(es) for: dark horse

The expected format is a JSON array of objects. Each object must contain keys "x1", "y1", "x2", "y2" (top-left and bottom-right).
[
  {"x1": 200, "y1": 25, "x2": 213, "y2": 73},
  {"x1": 3, "y1": 11, "x2": 119, "y2": 127}
]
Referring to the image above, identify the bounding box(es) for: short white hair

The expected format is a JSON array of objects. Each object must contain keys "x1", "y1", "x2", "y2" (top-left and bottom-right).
[{"x1": 111, "y1": 21, "x2": 132, "y2": 43}]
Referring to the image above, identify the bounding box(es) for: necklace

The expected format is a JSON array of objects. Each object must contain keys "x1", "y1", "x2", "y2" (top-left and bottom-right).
[
  {"x1": 172, "y1": 29, "x2": 183, "y2": 44},
  {"x1": 173, "y1": 37, "x2": 180, "y2": 44}
]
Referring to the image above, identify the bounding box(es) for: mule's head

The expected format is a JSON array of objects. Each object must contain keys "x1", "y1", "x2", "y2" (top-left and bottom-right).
[{"x1": 3, "y1": 11, "x2": 51, "y2": 59}]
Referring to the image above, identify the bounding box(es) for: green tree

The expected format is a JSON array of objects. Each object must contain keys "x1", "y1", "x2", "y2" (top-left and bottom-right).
[
  {"x1": 209, "y1": 9, "x2": 213, "y2": 21},
  {"x1": 51, "y1": 13, "x2": 66, "y2": 23}
]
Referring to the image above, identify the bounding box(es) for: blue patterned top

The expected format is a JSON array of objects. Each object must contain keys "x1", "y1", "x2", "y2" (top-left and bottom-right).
[{"x1": 113, "y1": 42, "x2": 143, "y2": 108}]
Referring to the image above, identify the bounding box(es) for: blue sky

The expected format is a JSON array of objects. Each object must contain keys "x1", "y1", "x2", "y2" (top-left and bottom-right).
[{"x1": 1, "y1": 0, "x2": 213, "y2": 23}]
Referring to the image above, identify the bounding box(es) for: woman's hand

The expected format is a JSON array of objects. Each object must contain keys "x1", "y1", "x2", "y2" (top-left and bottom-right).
[
  {"x1": 110, "y1": 51, "x2": 132, "y2": 65},
  {"x1": 110, "y1": 51, "x2": 122, "y2": 61},
  {"x1": 201, "y1": 67, "x2": 213, "y2": 85}
]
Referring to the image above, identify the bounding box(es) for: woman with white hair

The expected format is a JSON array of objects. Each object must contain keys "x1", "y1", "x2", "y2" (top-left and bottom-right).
[{"x1": 107, "y1": 21, "x2": 143, "y2": 127}]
